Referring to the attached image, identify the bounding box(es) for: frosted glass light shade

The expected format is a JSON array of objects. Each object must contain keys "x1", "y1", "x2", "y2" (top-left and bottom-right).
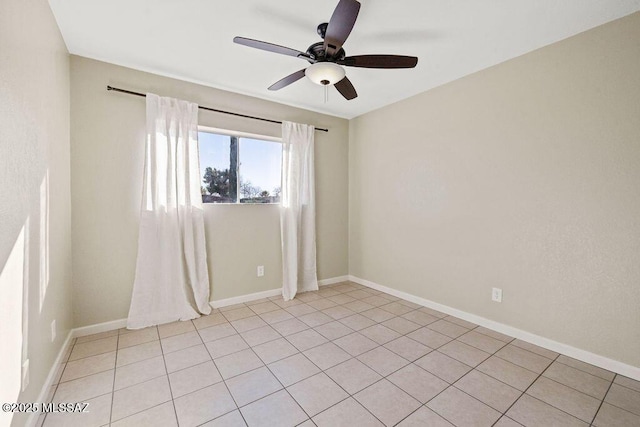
[{"x1": 305, "y1": 62, "x2": 346, "y2": 86}]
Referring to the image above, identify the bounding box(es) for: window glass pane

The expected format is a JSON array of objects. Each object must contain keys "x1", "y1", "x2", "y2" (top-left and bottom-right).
[
  {"x1": 199, "y1": 132, "x2": 236, "y2": 203},
  {"x1": 239, "y1": 138, "x2": 282, "y2": 204},
  {"x1": 198, "y1": 131, "x2": 281, "y2": 204}
]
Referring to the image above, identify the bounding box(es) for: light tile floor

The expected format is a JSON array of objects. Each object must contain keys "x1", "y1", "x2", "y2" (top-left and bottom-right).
[{"x1": 39, "y1": 282, "x2": 640, "y2": 426}]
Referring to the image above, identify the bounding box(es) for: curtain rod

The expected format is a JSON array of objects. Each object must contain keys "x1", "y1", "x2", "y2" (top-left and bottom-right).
[{"x1": 106, "y1": 86, "x2": 329, "y2": 133}]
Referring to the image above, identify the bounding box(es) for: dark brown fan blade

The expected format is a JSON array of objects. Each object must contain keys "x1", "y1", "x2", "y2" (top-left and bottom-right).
[
  {"x1": 268, "y1": 69, "x2": 307, "y2": 91},
  {"x1": 234, "y1": 37, "x2": 306, "y2": 59},
  {"x1": 338, "y1": 55, "x2": 418, "y2": 69},
  {"x1": 324, "y1": 0, "x2": 361, "y2": 57},
  {"x1": 334, "y1": 76, "x2": 357, "y2": 100}
]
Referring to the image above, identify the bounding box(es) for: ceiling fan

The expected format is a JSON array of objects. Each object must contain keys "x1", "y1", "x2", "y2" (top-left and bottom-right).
[{"x1": 233, "y1": 0, "x2": 418, "y2": 100}]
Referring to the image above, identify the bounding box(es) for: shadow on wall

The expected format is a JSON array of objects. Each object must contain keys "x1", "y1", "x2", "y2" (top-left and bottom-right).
[{"x1": 0, "y1": 170, "x2": 51, "y2": 426}]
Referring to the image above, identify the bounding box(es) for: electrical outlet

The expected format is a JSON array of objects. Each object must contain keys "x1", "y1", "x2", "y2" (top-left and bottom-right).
[
  {"x1": 257, "y1": 266, "x2": 264, "y2": 277},
  {"x1": 51, "y1": 319, "x2": 56, "y2": 342},
  {"x1": 22, "y1": 359, "x2": 30, "y2": 391},
  {"x1": 491, "y1": 288, "x2": 503, "y2": 303}
]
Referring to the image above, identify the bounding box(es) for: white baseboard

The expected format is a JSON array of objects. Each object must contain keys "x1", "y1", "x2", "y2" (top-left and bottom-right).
[
  {"x1": 72, "y1": 318, "x2": 128, "y2": 338},
  {"x1": 26, "y1": 331, "x2": 75, "y2": 427},
  {"x1": 318, "y1": 275, "x2": 350, "y2": 287},
  {"x1": 210, "y1": 275, "x2": 350, "y2": 308},
  {"x1": 348, "y1": 275, "x2": 640, "y2": 381},
  {"x1": 210, "y1": 288, "x2": 282, "y2": 308}
]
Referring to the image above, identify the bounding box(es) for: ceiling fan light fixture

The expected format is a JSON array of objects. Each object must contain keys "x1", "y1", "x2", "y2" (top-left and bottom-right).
[{"x1": 305, "y1": 62, "x2": 345, "y2": 86}]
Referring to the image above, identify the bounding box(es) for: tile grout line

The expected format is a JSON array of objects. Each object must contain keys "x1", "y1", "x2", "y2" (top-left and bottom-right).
[
  {"x1": 368, "y1": 315, "x2": 550, "y2": 426},
  {"x1": 522, "y1": 394, "x2": 603, "y2": 426},
  {"x1": 489, "y1": 351, "x2": 550, "y2": 371},
  {"x1": 282, "y1": 344, "x2": 390, "y2": 424},
  {"x1": 394, "y1": 405, "x2": 448, "y2": 427},
  {"x1": 397, "y1": 326, "x2": 515, "y2": 427},
  {"x1": 108, "y1": 331, "x2": 120, "y2": 425},
  {"x1": 608, "y1": 379, "x2": 640, "y2": 393},
  {"x1": 294, "y1": 302, "x2": 461, "y2": 424},
  {"x1": 305, "y1": 285, "x2": 508, "y2": 423},
  {"x1": 159, "y1": 324, "x2": 182, "y2": 427},
  {"x1": 537, "y1": 373, "x2": 612, "y2": 401},
  {"x1": 553, "y1": 358, "x2": 617, "y2": 383},
  {"x1": 493, "y1": 353, "x2": 567, "y2": 426},
  {"x1": 195, "y1": 319, "x2": 251, "y2": 427},
  {"x1": 597, "y1": 393, "x2": 640, "y2": 418},
  {"x1": 113, "y1": 332, "x2": 155, "y2": 421},
  {"x1": 296, "y1": 345, "x2": 401, "y2": 426},
  {"x1": 226, "y1": 309, "x2": 324, "y2": 425},
  {"x1": 226, "y1": 293, "x2": 391, "y2": 426},
  {"x1": 589, "y1": 373, "x2": 616, "y2": 427},
  {"x1": 445, "y1": 327, "x2": 519, "y2": 411},
  {"x1": 50, "y1": 353, "x2": 118, "y2": 387},
  {"x1": 109, "y1": 362, "x2": 226, "y2": 424},
  {"x1": 108, "y1": 401, "x2": 170, "y2": 426},
  {"x1": 109, "y1": 327, "x2": 179, "y2": 425},
  {"x1": 41, "y1": 337, "x2": 77, "y2": 426},
  {"x1": 518, "y1": 367, "x2": 617, "y2": 424}
]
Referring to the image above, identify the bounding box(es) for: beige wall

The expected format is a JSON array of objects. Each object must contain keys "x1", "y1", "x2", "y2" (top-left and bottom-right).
[
  {"x1": 70, "y1": 57, "x2": 349, "y2": 327},
  {"x1": 349, "y1": 12, "x2": 640, "y2": 367},
  {"x1": 0, "y1": 0, "x2": 72, "y2": 425}
]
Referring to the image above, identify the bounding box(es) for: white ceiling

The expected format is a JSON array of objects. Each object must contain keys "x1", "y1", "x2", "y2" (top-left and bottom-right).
[{"x1": 48, "y1": 0, "x2": 640, "y2": 119}]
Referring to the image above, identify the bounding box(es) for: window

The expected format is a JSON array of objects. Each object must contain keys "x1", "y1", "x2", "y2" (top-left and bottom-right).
[{"x1": 198, "y1": 128, "x2": 282, "y2": 204}]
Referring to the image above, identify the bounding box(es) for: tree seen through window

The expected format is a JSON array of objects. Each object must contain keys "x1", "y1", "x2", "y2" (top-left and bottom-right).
[{"x1": 198, "y1": 131, "x2": 281, "y2": 204}]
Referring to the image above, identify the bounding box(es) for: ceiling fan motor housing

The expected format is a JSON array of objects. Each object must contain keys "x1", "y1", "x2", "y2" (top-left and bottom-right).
[{"x1": 306, "y1": 41, "x2": 346, "y2": 62}]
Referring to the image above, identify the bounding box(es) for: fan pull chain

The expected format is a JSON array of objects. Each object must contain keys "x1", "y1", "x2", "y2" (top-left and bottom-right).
[{"x1": 324, "y1": 85, "x2": 329, "y2": 103}]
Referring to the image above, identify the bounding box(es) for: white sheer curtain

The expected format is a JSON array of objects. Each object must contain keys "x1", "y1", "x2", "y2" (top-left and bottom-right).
[
  {"x1": 280, "y1": 121, "x2": 318, "y2": 301},
  {"x1": 127, "y1": 93, "x2": 211, "y2": 329}
]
